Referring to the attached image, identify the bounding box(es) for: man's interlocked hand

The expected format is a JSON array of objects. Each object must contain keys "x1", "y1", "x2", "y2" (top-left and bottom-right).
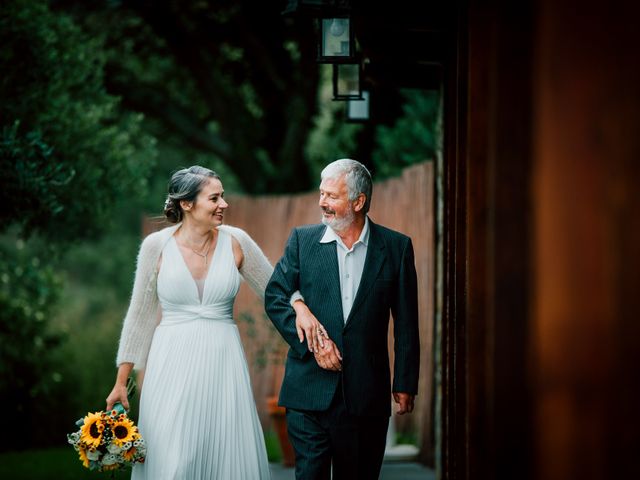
[{"x1": 314, "y1": 338, "x2": 343, "y2": 371}]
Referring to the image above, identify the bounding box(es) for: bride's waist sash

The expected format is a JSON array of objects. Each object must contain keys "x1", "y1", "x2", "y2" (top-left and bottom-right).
[{"x1": 159, "y1": 302, "x2": 235, "y2": 326}]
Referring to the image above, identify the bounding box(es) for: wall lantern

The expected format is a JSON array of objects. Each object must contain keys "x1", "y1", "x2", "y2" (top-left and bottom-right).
[
  {"x1": 332, "y1": 63, "x2": 362, "y2": 100},
  {"x1": 346, "y1": 90, "x2": 370, "y2": 122},
  {"x1": 281, "y1": 1, "x2": 355, "y2": 63},
  {"x1": 282, "y1": 0, "x2": 351, "y2": 17},
  {"x1": 318, "y1": 17, "x2": 355, "y2": 62}
]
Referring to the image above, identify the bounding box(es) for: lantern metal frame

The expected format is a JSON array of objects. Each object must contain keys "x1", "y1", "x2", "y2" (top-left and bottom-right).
[{"x1": 332, "y1": 62, "x2": 363, "y2": 100}]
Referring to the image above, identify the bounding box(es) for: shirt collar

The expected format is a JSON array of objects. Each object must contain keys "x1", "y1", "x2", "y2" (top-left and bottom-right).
[{"x1": 320, "y1": 216, "x2": 370, "y2": 248}]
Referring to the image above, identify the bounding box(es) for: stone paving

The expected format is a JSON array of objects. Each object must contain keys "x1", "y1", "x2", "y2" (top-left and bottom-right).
[{"x1": 269, "y1": 461, "x2": 436, "y2": 479}]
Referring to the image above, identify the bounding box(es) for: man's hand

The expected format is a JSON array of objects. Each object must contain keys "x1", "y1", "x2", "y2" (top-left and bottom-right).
[
  {"x1": 293, "y1": 300, "x2": 329, "y2": 353},
  {"x1": 313, "y1": 338, "x2": 343, "y2": 371},
  {"x1": 393, "y1": 392, "x2": 415, "y2": 415}
]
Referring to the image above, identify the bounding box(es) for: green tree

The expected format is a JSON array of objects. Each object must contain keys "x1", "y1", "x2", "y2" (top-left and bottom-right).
[
  {"x1": 1, "y1": 0, "x2": 156, "y2": 242},
  {"x1": 372, "y1": 89, "x2": 440, "y2": 179},
  {"x1": 58, "y1": 0, "x2": 321, "y2": 194},
  {"x1": 0, "y1": 238, "x2": 65, "y2": 451},
  {"x1": 0, "y1": 0, "x2": 156, "y2": 450}
]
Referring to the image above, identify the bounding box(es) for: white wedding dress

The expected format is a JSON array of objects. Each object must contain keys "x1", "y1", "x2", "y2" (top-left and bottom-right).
[{"x1": 132, "y1": 230, "x2": 270, "y2": 479}]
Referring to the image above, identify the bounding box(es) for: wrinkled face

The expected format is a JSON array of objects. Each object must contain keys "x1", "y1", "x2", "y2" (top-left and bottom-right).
[
  {"x1": 183, "y1": 178, "x2": 228, "y2": 227},
  {"x1": 319, "y1": 175, "x2": 356, "y2": 232}
]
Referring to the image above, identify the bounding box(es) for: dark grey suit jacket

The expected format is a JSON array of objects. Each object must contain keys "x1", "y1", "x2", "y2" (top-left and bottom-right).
[{"x1": 265, "y1": 220, "x2": 419, "y2": 417}]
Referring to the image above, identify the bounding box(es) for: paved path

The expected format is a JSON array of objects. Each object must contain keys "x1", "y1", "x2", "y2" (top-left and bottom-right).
[{"x1": 270, "y1": 461, "x2": 435, "y2": 479}]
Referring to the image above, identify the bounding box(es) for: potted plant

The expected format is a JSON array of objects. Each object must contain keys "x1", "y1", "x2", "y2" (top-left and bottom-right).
[{"x1": 265, "y1": 335, "x2": 295, "y2": 467}]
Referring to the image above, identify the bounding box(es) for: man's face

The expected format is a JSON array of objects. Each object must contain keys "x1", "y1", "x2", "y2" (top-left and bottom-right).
[{"x1": 319, "y1": 175, "x2": 355, "y2": 232}]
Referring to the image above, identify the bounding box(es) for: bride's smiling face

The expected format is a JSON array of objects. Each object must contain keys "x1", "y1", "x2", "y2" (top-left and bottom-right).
[{"x1": 182, "y1": 178, "x2": 228, "y2": 227}]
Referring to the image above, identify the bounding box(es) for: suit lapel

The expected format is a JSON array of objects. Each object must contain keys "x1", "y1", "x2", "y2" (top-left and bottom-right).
[
  {"x1": 310, "y1": 226, "x2": 343, "y2": 318},
  {"x1": 345, "y1": 221, "x2": 386, "y2": 326}
]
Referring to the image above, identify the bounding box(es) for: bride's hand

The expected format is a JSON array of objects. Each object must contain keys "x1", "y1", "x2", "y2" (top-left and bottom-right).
[
  {"x1": 106, "y1": 383, "x2": 129, "y2": 411},
  {"x1": 292, "y1": 301, "x2": 329, "y2": 353}
]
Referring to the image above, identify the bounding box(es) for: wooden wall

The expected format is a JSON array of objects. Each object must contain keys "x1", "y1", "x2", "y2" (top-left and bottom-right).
[
  {"x1": 444, "y1": 1, "x2": 640, "y2": 478},
  {"x1": 532, "y1": 1, "x2": 640, "y2": 478}
]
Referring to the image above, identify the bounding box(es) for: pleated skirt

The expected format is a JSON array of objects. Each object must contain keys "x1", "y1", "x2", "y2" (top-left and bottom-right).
[{"x1": 131, "y1": 319, "x2": 270, "y2": 479}]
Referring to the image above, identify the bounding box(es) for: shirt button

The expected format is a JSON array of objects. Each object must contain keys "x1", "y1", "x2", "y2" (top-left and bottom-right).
[{"x1": 345, "y1": 274, "x2": 350, "y2": 278}]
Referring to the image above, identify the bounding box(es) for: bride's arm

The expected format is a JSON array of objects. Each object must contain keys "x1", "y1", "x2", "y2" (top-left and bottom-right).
[
  {"x1": 225, "y1": 226, "x2": 329, "y2": 352},
  {"x1": 106, "y1": 362, "x2": 134, "y2": 411},
  {"x1": 116, "y1": 235, "x2": 161, "y2": 367},
  {"x1": 225, "y1": 226, "x2": 273, "y2": 299},
  {"x1": 291, "y1": 298, "x2": 328, "y2": 353}
]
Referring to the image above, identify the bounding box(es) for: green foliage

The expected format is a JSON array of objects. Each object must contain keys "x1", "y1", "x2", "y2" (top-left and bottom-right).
[
  {"x1": 0, "y1": 0, "x2": 157, "y2": 452},
  {"x1": 0, "y1": 0, "x2": 156, "y2": 241},
  {"x1": 305, "y1": 65, "x2": 364, "y2": 181},
  {"x1": 140, "y1": 135, "x2": 242, "y2": 217},
  {"x1": 372, "y1": 89, "x2": 440, "y2": 179},
  {"x1": 305, "y1": 71, "x2": 441, "y2": 184},
  {"x1": 396, "y1": 430, "x2": 419, "y2": 446},
  {"x1": 51, "y1": 282, "x2": 140, "y2": 425},
  {"x1": 0, "y1": 231, "x2": 141, "y2": 453},
  {"x1": 264, "y1": 430, "x2": 283, "y2": 463},
  {"x1": 0, "y1": 237, "x2": 66, "y2": 451},
  {"x1": 58, "y1": 0, "x2": 320, "y2": 194},
  {"x1": 0, "y1": 447, "x2": 130, "y2": 479},
  {"x1": 62, "y1": 231, "x2": 140, "y2": 302},
  {"x1": 0, "y1": 125, "x2": 73, "y2": 234},
  {"x1": 0, "y1": 440, "x2": 281, "y2": 478}
]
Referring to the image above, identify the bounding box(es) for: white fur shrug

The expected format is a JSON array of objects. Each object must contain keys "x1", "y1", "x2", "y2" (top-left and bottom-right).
[{"x1": 115, "y1": 223, "x2": 273, "y2": 369}]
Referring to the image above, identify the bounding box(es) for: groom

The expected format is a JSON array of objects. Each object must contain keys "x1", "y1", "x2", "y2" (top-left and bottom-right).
[{"x1": 265, "y1": 159, "x2": 420, "y2": 479}]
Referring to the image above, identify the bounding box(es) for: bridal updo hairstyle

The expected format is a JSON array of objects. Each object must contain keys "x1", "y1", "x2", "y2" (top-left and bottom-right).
[{"x1": 163, "y1": 166, "x2": 220, "y2": 224}]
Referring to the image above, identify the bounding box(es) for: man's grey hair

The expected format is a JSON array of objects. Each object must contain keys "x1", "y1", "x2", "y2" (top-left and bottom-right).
[{"x1": 321, "y1": 159, "x2": 373, "y2": 213}]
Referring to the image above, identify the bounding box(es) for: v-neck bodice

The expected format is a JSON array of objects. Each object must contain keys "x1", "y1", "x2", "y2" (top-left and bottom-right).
[{"x1": 157, "y1": 230, "x2": 240, "y2": 326}]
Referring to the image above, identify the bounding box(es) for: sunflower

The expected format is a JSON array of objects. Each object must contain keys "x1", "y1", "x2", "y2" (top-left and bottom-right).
[
  {"x1": 77, "y1": 447, "x2": 90, "y2": 468},
  {"x1": 80, "y1": 412, "x2": 105, "y2": 448},
  {"x1": 110, "y1": 417, "x2": 137, "y2": 446}
]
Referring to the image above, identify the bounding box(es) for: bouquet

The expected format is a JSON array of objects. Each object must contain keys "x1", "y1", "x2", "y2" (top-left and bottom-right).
[{"x1": 67, "y1": 381, "x2": 146, "y2": 472}]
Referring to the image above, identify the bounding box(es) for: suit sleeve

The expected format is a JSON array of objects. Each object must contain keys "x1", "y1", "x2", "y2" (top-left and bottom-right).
[
  {"x1": 391, "y1": 237, "x2": 420, "y2": 394},
  {"x1": 264, "y1": 228, "x2": 309, "y2": 359}
]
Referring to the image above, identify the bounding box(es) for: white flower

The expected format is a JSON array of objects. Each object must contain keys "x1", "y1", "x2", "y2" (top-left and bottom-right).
[
  {"x1": 107, "y1": 443, "x2": 123, "y2": 454},
  {"x1": 67, "y1": 432, "x2": 80, "y2": 445},
  {"x1": 122, "y1": 441, "x2": 132, "y2": 450},
  {"x1": 86, "y1": 449, "x2": 101, "y2": 461},
  {"x1": 101, "y1": 453, "x2": 119, "y2": 466}
]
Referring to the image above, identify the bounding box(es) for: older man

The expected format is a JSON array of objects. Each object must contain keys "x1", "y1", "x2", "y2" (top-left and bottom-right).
[{"x1": 265, "y1": 159, "x2": 420, "y2": 479}]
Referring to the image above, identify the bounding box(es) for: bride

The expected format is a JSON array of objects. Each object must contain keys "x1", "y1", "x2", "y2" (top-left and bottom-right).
[{"x1": 106, "y1": 165, "x2": 322, "y2": 479}]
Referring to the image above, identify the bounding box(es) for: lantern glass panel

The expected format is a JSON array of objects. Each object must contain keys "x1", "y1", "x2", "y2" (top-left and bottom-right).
[
  {"x1": 321, "y1": 18, "x2": 351, "y2": 57},
  {"x1": 334, "y1": 63, "x2": 361, "y2": 99},
  {"x1": 347, "y1": 91, "x2": 370, "y2": 121}
]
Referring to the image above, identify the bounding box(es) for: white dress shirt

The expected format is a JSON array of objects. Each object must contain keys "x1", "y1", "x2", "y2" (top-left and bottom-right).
[{"x1": 320, "y1": 217, "x2": 370, "y2": 323}]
